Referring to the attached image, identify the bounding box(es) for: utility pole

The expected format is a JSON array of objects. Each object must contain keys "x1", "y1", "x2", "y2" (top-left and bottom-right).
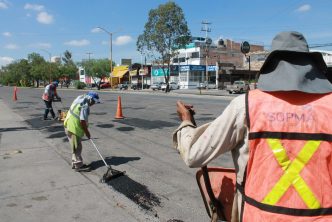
[
  {"x1": 96, "y1": 27, "x2": 114, "y2": 87},
  {"x1": 201, "y1": 21, "x2": 212, "y2": 90}
]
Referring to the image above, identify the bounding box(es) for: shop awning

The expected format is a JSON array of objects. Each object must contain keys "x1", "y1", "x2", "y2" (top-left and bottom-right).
[{"x1": 111, "y1": 65, "x2": 129, "y2": 78}]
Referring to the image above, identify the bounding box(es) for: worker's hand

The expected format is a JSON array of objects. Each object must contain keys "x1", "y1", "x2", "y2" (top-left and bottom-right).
[{"x1": 176, "y1": 100, "x2": 195, "y2": 123}]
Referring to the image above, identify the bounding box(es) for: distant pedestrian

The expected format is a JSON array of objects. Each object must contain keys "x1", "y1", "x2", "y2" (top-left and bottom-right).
[
  {"x1": 42, "y1": 81, "x2": 61, "y2": 120},
  {"x1": 64, "y1": 91, "x2": 100, "y2": 171}
]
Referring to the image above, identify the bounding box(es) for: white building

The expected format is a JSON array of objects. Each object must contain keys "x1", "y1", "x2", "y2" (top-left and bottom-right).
[
  {"x1": 51, "y1": 56, "x2": 61, "y2": 63},
  {"x1": 152, "y1": 37, "x2": 264, "y2": 89},
  {"x1": 311, "y1": 50, "x2": 332, "y2": 67},
  {"x1": 152, "y1": 37, "x2": 219, "y2": 89}
]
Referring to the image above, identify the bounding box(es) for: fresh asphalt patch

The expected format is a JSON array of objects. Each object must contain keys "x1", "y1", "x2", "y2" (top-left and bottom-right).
[
  {"x1": 116, "y1": 126, "x2": 135, "y2": 131},
  {"x1": 106, "y1": 174, "x2": 161, "y2": 219},
  {"x1": 95, "y1": 123, "x2": 115, "y2": 128}
]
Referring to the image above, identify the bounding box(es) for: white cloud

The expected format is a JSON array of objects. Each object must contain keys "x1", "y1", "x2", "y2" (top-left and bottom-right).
[
  {"x1": 3, "y1": 32, "x2": 11, "y2": 37},
  {"x1": 64, "y1": 39, "x2": 90, "y2": 47},
  {"x1": 37, "y1": 11, "x2": 54, "y2": 24},
  {"x1": 5, "y1": 44, "x2": 19, "y2": 49},
  {"x1": 0, "y1": 1, "x2": 8, "y2": 9},
  {"x1": 24, "y1": 3, "x2": 44, "y2": 11},
  {"x1": 91, "y1": 28, "x2": 101, "y2": 33},
  {"x1": 0, "y1": 56, "x2": 14, "y2": 67},
  {"x1": 113, "y1": 35, "x2": 133, "y2": 46},
  {"x1": 296, "y1": 4, "x2": 311, "y2": 13},
  {"x1": 101, "y1": 40, "x2": 108, "y2": 45}
]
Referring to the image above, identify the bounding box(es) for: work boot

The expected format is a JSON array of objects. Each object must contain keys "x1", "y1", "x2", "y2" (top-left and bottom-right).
[{"x1": 75, "y1": 164, "x2": 91, "y2": 172}]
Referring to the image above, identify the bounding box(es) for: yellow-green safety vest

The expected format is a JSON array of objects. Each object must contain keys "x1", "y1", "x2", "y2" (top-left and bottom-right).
[{"x1": 64, "y1": 102, "x2": 85, "y2": 138}]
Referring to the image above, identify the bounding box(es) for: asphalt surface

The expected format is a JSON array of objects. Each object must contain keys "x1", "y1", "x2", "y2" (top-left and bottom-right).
[{"x1": 0, "y1": 86, "x2": 237, "y2": 222}]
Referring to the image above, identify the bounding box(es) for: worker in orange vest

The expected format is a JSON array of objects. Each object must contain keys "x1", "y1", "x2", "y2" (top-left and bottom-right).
[
  {"x1": 42, "y1": 81, "x2": 61, "y2": 120},
  {"x1": 174, "y1": 31, "x2": 332, "y2": 222}
]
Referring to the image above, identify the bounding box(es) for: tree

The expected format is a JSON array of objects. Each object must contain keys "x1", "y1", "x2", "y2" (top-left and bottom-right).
[
  {"x1": 62, "y1": 50, "x2": 75, "y2": 66},
  {"x1": 59, "y1": 50, "x2": 78, "y2": 86},
  {"x1": 28, "y1": 53, "x2": 46, "y2": 87},
  {"x1": 15, "y1": 59, "x2": 32, "y2": 86},
  {"x1": 0, "y1": 59, "x2": 32, "y2": 86},
  {"x1": 79, "y1": 58, "x2": 114, "y2": 90},
  {"x1": 137, "y1": 1, "x2": 191, "y2": 92}
]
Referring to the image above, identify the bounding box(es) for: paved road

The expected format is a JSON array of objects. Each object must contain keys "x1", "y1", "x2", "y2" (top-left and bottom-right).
[{"x1": 0, "y1": 86, "x2": 236, "y2": 222}]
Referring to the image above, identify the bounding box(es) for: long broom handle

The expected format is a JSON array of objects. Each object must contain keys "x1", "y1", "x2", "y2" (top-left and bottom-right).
[{"x1": 89, "y1": 139, "x2": 110, "y2": 168}]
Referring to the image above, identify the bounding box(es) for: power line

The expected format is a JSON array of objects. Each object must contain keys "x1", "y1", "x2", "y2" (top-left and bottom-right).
[{"x1": 309, "y1": 43, "x2": 332, "y2": 48}]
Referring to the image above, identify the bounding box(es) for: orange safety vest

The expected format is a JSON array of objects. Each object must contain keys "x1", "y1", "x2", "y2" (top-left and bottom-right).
[{"x1": 237, "y1": 89, "x2": 332, "y2": 222}]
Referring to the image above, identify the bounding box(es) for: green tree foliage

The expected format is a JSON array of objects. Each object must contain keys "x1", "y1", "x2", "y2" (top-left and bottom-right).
[
  {"x1": 28, "y1": 53, "x2": 46, "y2": 87},
  {"x1": 60, "y1": 50, "x2": 78, "y2": 82},
  {"x1": 137, "y1": 1, "x2": 191, "y2": 92},
  {"x1": 0, "y1": 50, "x2": 78, "y2": 87},
  {"x1": 0, "y1": 59, "x2": 31, "y2": 86}
]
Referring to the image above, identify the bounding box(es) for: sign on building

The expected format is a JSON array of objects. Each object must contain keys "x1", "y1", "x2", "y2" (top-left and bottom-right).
[{"x1": 121, "y1": 58, "x2": 132, "y2": 66}]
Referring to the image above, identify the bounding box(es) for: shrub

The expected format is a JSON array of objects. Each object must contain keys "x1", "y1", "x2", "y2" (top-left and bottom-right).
[{"x1": 73, "y1": 80, "x2": 86, "y2": 89}]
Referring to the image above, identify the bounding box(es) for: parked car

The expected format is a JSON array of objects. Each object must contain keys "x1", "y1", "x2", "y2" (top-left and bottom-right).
[
  {"x1": 100, "y1": 82, "x2": 111, "y2": 89},
  {"x1": 161, "y1": 82, "x2": 179, "y2": 91},
  {"x1": 131, "y1": 83, "x2": 150, "y2": 90},
  {"x1": 226, "y1": 80, "x2": 250, "y2": 94},
  {"x1": 150, "y1": 82, "x2": 164, "y2": 90},
  {"x1": 118, "y1": 82, "x2": 129, "y2": 90},
  {"x1": 197, "y1": 81, "x2": 216, "y2": 89}
]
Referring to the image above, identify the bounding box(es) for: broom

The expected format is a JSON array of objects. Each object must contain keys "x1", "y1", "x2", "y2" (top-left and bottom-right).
[{"x1": 89, "y1": 139, "x2": 125, "y2": 183}]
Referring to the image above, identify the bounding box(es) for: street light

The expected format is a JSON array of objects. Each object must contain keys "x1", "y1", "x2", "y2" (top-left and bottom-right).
[{"x1": 96, "y1": 26, "x2": 113, "y2": 87}]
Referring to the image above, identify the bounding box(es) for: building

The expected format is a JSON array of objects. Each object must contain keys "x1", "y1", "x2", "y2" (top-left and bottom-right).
[
  {"x1": 311, "y1": 50, "x2": 332, "y2": 67},
  {"x1": 157, "y1": 36, "x2": 265, "y2": 89}
]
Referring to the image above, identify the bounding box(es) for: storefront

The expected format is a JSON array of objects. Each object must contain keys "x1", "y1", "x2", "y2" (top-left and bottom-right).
[
  {"x1": 111, "y1": 65, "x2": 129, "y2": 86},
  {"x1": 151, "y1": 65, "x2": 217, "y2": 89},
  {"x1": 178, "y1": 65, "x2": 217, "y2": 89},
  {"x1": 151, "y1": 66, "x2": 179, "y2": 84}
]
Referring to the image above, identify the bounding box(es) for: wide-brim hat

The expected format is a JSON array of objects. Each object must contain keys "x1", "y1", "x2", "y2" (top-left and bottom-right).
[{"x1": 258, "y1": 31, "x2": 332, "y2": 93}]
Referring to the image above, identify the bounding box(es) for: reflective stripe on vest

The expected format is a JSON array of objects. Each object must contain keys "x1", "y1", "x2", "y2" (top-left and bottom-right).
[
  {"x1": 69, "y1": 103, "x2": 80, "y2": 120},
  {"x1": 262, "y1": 139, "x2": 321, "y2": 209},
  {"x1": 64, "y1": 102, "x2": 84, "y2": 138},
  {"x1": 240, "y1": 90, "x2": 332, "y2": 220}
]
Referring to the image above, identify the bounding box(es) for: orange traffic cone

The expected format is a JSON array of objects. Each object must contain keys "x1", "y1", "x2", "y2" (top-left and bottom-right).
[
  {"x1": 115, "y1": 96, "x2": 124, "y2": 119},
  {"x1": 13, "y1": 86, "x2": 17, "y2": 101}
]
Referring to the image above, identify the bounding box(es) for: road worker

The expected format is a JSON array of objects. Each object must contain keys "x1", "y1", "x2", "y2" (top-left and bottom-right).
[
  {"x1": 42, "y1": 81, "x2": 61, "y2": 120},
  {"x1": 174, "y1": 31, "x2": 332, "y2": 222},
  {"x1": 64, "y1": 91, "x2": 100, "y2": 171}
]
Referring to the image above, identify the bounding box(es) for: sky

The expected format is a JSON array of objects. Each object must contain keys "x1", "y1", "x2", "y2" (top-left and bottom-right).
[{"x1": 1, "y1": 0, "x2": 332, "y2": 67}]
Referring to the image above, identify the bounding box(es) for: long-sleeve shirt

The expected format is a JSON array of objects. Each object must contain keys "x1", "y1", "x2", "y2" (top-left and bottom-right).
[{"x1": 173, "y1": 94, "x2": 248, "y2": 222}]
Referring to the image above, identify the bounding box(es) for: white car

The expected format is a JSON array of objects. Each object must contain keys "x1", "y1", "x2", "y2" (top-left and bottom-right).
[
  {"x1": 161, "y1": 82, "x2": 179, "y2": 91},
  {"x1": 197, "y1": 81, "x2": 216, "y2": 89},
  {"x1": 150, "y1": 82, "x2": 163, "y2": 90}
]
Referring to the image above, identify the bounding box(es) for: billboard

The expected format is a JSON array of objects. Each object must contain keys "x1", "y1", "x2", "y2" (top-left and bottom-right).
[{"x1": 121, "y1": 59, "x2": 132, "y2": 66}]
